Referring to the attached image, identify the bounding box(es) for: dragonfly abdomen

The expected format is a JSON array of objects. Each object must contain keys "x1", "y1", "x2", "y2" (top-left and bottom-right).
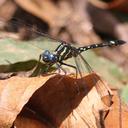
[{"x1": 78, "y1": 40, "x2": 126, "y2": 53}]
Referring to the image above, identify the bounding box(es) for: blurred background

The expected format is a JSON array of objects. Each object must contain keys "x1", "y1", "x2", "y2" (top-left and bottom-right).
[{"x1": 0, "y1": 0, "x2": 128, "y2": 102}]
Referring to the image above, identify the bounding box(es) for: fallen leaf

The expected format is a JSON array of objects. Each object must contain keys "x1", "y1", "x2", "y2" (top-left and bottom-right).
[
  {"x1": 0, "y1": 74, "x2": 55, "y2": 127},
  {"x1": 105, "y1": 89, "x2": 128, "y2": 128},
  {"x1": 0, "y1": 70, "x2": 127, "y2": 127},
  {"x1": 4, "y1": 73, "x2": 113, "y2": 128}
]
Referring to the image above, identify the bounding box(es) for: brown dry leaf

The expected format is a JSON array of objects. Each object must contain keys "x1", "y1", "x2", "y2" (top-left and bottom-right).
[
  {"x1": 0, "y1": 73, "x2": 112, "y2": 128},
  {"x1": 2, "y1": 72, "x2": 128, "y2": 128},
  {"x1": 0, "y1": 72, "x2": 128, "y2": 128},
  {"x1": 0, "y1": 74, "x2": 55, "y2": 128},
  {"x1": 105, "y1": 89, "x2": 128, "y2": 128}
]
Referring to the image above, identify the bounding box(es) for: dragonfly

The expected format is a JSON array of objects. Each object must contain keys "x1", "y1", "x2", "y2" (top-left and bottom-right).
[
  {"x1": 0, "y1": 18, "x2": 127, "y2": 79},
  {"x1": 38, "y1": 40, "x2": 126, "y2": 78}
]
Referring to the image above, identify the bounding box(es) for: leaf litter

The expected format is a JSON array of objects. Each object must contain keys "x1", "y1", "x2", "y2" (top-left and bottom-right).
[{"x1": 0, "y1": 72, "x2": 113, "y2": 128}]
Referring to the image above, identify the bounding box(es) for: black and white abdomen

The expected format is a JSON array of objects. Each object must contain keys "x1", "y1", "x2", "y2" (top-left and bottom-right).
[{"x1": 78, "y1": 40, "x2": 126, "y2": 53}]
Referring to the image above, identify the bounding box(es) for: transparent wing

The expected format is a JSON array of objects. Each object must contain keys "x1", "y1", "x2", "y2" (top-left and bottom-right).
[
  {"x1": 0, "y1": 18, "x2": 61, "y2": 76},
  {"x1": 0, "y1": 18, "x2": 61, "y2": 51},
  {"x1": 0, "y1": 18, "x2": 58, "y2": 40},
  {"x1": 78, "y1": 53, "x2": 93, "y2": 73},
  {"x1": 74, "y1": 52, "x2": 112, "y2": 97},
  {"x1": 74, "y1": 54, "x2": 93, "y2": 75}
]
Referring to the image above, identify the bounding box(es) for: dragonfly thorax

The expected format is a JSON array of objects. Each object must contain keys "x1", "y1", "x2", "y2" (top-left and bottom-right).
[{"x1": 42, "y1": 50, "x2": 58, "y2": 63}]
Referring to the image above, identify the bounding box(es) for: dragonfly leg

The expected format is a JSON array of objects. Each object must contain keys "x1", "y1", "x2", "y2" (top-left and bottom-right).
[
  {"x1": 56, "y1": 63, "x2": 61, "y2": 74},
  {"x1": 59, "y1": 62, "x2": 78, "y2": 79},
  {"x1": 74, "y1": 57, "x2": 83, "y2": 78},
  {"x1": 44, "y1": 64, "x2": 53, "y2": 73},
  {"x1": 56, "y1": 63, "x2": 67, "y2": 75},
  {"x1": 55, "y1": 63, "x2": 68, "y2": 85},
  {"x1": 59, "y1": 62, "x2": 80, "y2": 94}
]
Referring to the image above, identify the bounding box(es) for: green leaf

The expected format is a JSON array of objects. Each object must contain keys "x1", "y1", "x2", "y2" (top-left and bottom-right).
[{"x1": 0, "y1": 38, "x2": 59, "y2": 73}]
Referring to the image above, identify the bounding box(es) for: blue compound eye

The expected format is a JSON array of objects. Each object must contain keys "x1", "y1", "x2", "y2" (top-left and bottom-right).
[
  {"x1": 42, "y1": 50, "x2": 51, "y2": 62},
  {"x1": 42, "y1": 50, "x2": 58, "y2": 63},
  {"x1": 49, "y1": 54, "x2": 58, "y2": 62}
]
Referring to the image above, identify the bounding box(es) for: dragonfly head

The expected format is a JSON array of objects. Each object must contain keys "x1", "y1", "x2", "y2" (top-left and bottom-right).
[{"x1": 42, "y1": 50, "x2": 58, "y2": 64}]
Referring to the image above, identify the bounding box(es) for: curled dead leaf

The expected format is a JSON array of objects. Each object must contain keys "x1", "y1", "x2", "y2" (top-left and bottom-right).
[
  {"x1": 0, "y1": 74, "x2": 55, "y2": 127},
  {"x1": 0, "y1": 73, "x2": 115, "y2": 128}
]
